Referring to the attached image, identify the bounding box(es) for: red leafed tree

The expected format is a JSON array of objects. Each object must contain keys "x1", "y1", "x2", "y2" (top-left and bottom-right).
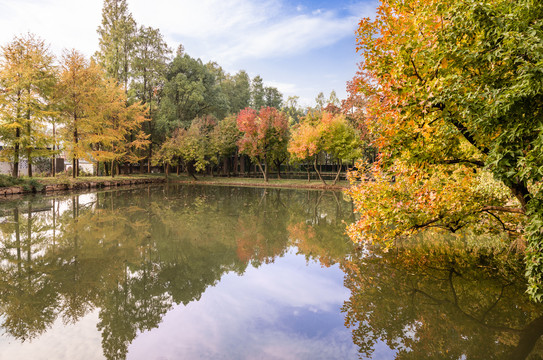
[{"x1": 236, "y1": 107, "x2": 288, "y2": 182}]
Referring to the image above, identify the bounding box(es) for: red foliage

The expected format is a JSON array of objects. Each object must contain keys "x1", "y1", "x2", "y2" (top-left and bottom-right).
[{"x1": 236, "y1": 106, "x2": 288, "y2": 159}]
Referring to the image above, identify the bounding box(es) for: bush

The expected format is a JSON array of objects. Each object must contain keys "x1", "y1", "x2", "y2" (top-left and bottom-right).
[{"x1": 0, "y1": 175, "x2": 20, "y2": 188}]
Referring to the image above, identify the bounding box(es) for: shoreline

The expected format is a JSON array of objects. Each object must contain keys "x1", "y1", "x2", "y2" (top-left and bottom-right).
[
  {"x1": 0, "y1": 176, "x2": 166, "y2": 197},
  {"x1": 169, "y1": 179, "x2": 348, "y2": 191},
  {"x1": 0, "y1": 175, "x2": 350, "y2": 198}
]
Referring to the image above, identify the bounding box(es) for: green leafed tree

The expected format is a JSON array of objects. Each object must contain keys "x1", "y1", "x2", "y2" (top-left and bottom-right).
[
  {"x1": 131, "y1": 25, "x2": 171, "y2": 171},
  {"x1": 264, "y1": 86, "x2": 283, "y2": 109},
  {"x1": 221, "y1": 70, "x2": 251, "y2": 115},
  {"x1": 95, "y1": 0, "x2": 137, "y2": 92},
  {"x1": 210, "y1": 115, "x2": 241, "y2": 176},
  {"x1": 158, "y1": 54, "x2": 226, "y2": 134},
  {"x1": 250, "y1": 75, "x2": 265, "y2": 110}
]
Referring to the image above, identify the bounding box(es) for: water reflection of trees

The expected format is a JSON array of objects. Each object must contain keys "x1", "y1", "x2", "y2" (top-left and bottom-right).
[
  {"x1": 0, "y1": 185, "x2": 353, "y2": 359},
  {"x1": 342, "y1": 240, "x2": 543, "y2": 360},
  {"x1": 2, "y1": 186, "x2": 541, "y2": 360}
]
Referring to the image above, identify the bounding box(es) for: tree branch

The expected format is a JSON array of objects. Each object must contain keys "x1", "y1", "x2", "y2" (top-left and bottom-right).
[
  {"x1": 410, "y1": 57, "x2": 425, "y2": 84},
  {"x1": 439, "y1": 159, "x2": 485, "y2": 167},
  {"x1": 433, "y1": 103, "x2": 489, "y2": 155},
  {"x1": 481, "y1": 206, "x2": 525, "y2": 214}
]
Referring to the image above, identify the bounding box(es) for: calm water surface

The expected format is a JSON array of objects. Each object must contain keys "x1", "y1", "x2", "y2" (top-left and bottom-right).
[{"x1": 0, "y1": 184, "x2": 541, "y2": 359}]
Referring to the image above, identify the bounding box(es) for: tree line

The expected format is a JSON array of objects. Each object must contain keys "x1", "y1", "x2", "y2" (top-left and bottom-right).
[{"x1": 3, "y1": 0, "x2": 365, "y2": 180}]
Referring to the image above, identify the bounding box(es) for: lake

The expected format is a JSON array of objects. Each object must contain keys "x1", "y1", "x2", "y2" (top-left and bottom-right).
[{"x1": 0, "y1": 184, "x2": 541, "y2": 359}]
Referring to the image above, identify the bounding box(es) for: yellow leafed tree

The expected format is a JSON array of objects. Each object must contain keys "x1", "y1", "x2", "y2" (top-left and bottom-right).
[{"x1": 0, "y1": 34, "x2": 57, "y2": 177}]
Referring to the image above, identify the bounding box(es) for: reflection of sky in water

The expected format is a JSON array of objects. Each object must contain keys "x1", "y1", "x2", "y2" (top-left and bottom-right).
[
  {"x1": 0, "y1": 248, "x2": 397, "y2": 360},
  {"x1": 0, "y1": 311, "x2": 103, "y2": 360},
  {"x1": 127, "y1": 249, "x2": 395, "y2": 360}
]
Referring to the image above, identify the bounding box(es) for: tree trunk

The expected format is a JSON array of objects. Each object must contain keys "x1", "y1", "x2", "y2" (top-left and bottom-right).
[
  {"x1": 257, "y1": 158, "x2": 268, "y2": 182},
  {"x1": 73, "y1": 155, "x2": 77, "y2": 178},
  {"x1": 275, "y1": 160, "x2": 283, "y2": 179},
  {"x1": 111, "y1": 160, "x2": 116, "y2": 178},
  {"x1": 313, "y1": 156, "x2": 326, "y2": 185},
  {"x1": 186, "y1": 161, "x2": 198, "y2": 180},
  {"x1": 27, "y1": 149, "x2": 32, "y2": 177},
  {"x1": 240, "y1": 154, "x2": 246, "y2": 174},
  {"x1": 13, "y1": 130, "x2": 19, "y2": 178},
  {"x1": 148, "y1": 140, "x2": 153, "y2": 173},
  {"x1": 223, "y1": 157, "x2": 229, "y2": 177},
  {"x1": 26, "y1": 112, "x2": 32, "y2": 177},
  {"x1": 233, "y1": 150, "x2": 239, "y2": 176},
  {"x1": 332, "y1": 161, "x2": 342, "y2": 185},
  {"x1": 52, "y1": 123, "x2": 56, "y2": 177}
]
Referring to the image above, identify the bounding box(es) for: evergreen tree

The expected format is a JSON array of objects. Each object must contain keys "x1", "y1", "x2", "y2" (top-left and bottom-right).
[{"x1": 95, "y1": 0, "x2": 137, "y2": 92}]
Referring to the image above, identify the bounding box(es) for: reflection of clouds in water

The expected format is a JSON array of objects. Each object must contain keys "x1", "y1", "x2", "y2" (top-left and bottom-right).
[
  {"x1": 128, "y1": 251, "x2": 358, "y2": 359},
  {"x1": 0, "y1": 311, "x2": 103, "y2": 360}
]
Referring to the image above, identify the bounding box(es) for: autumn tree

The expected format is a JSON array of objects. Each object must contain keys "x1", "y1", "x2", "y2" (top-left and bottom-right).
[
  {"x1": 56, "y1": 50, "x2": 104, "y2": 178},
  {"x1": 153, "y1": 129, "x2": 182, "y2": 178},
  {"x1": 237, "y1": 107, "x2": 289, "y2": 182},
  {"x1": 210, "y1": 115, "x2": 241, "y2": 176},
  {"x1": 289, "y1": 111, "x2": 362, "y2": 185},
  {"x1": 88, "y1": 78, "x2": 149, "y2": 177},
  {"x1": 0, "y1": 34, "x2": 56, "y2": 177},
  {"x1": 180, "y1": 116, "x2": 217, "y2": 176},
  {"x1": 347, "y1": 0, "x2": 543, "y2": 298}
]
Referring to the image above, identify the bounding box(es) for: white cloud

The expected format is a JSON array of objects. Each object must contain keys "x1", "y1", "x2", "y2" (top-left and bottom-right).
[
  {"x1": 128, "y1": 251, "x2": 357, "y2": 359},
  {"x1": 0, "y1": 310, "x2": 103, "y2": 360},
  {"x1": 0, "y1": 0, "x2": 101, "y2": 58},
  {"x1": 212, "y1": 11, "x2": 356, "y2": 63},
  {"x1": 265, "y1": 80, "x2": 298, "y2": 94},
  {"x1": 129, "y1": 0, "x2": 361, "y2": 65}
]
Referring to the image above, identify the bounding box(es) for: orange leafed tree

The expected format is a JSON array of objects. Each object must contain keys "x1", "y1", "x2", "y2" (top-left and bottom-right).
[
  {"x1": 236, "y1": 107, "x2": 288, "y2": 182},
  {"x1": 343, "y1": 0, "x2": 543, "y2": 304},
  {"x1": 289, "y1": 111, "x2": 363, "y2": 185}
]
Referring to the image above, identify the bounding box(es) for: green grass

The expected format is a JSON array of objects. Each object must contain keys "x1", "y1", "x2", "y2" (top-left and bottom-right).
[
  {"x1": 165, "y1": 174, "x2": 350, "y2": 189},
  {"x1": 0, "y1": 172, "x2": 350, "y2": 191},
  {"x1": 0, "y1": 175, "x2": 45, "y2": 192}
]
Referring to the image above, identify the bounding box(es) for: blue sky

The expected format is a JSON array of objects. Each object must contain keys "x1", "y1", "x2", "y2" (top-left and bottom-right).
[{"x1": 0, "y1": 0, "x2": 377, "y2": 107}]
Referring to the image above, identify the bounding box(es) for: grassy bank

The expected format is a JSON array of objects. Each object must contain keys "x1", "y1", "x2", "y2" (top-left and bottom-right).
[
  {"x1": 165, "y1": 174, "x2": 350, "y2": 190},
  {"x1": 0, "y1": 173, "x2": 350, "y2": 196}
]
